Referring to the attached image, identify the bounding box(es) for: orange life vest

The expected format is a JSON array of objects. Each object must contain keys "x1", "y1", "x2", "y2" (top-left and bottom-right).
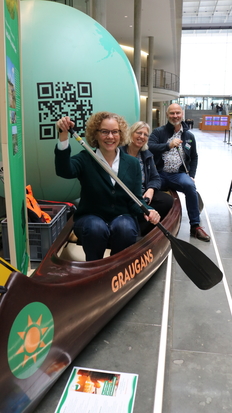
[{"x1": 26, "y1": 185, "x2": 51, "y2": 223}]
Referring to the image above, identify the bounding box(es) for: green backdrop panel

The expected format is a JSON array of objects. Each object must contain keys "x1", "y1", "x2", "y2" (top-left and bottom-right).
[{"x1": 17, "y1": 0, "x2": 139, "y2": 202}]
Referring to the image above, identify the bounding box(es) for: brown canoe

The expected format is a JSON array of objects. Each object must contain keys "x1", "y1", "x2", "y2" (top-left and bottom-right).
[{"x1": 0, "y1": 190, "x2": 181, "y2": 412}]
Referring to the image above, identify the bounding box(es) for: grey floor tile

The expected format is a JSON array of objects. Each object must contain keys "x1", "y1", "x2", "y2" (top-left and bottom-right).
[
  {"x1": 222, "y1": 258, "x2": 232, "y2": 290},
  {"x1": 171, "y1": 276, "x2": 232, "y2": 354},
  {"x1": 163, "y1": 350, "x2": 232, "y2": 413},
  {"x1": 214, "y1": 231, "x2": 232, "y2": 259}
]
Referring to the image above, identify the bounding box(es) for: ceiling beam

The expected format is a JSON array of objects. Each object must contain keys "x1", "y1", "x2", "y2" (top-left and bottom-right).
[{"x1": 182, "y1": 23, "x2": 232, "y2": 30}]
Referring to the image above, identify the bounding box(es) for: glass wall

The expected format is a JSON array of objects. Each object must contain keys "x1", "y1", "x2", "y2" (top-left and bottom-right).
[
  {"x1": 180, "y1": 32, "x2": 232, "y2": 96},
  {"x1": 175, "y1": 96, "x2": 232, "y2": 112}
]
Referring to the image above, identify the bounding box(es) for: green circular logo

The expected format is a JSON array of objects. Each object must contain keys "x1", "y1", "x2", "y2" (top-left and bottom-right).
[{"x1": 8, "y1": 302, "x2": 54, "y2": 379}]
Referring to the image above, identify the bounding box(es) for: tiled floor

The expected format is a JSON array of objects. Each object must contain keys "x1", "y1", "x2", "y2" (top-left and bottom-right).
[{"x1": 34, "y1": 129, "x2": 232, "y2": 413}]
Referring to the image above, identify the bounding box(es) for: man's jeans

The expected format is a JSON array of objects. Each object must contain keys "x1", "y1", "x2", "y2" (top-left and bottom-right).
[
  {"x1": 73, "y1": 214, "x2": 138, "y2": 261},
  {"x1": 159, "y1": 171, "x2": 200, "y2": 226}
]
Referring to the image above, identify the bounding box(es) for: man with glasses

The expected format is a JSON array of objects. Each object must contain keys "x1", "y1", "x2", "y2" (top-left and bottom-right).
[{"x1": 148, "y1": 103, "x2": 210, "y2": 242}]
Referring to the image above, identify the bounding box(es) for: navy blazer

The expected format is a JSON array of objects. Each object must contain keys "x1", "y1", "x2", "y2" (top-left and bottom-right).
[
  {"x1": 55, "y1": 145, "x2": 151, "y2": 222},
  {"x1": 120, "y1": 145, "x2": 161, "y2": 191},
  {"x1": 148, "y1": 121, "x2": 198, "y2": 178}
]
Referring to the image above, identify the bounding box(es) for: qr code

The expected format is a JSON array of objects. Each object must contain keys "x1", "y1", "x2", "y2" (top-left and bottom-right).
[{"x1": 37, "y1": 81, "x2": 93, "y2": 139}]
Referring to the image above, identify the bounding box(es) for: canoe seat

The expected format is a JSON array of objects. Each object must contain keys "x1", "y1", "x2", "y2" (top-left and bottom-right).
[
  {"x1": 59, "y1": 231, "x2": 143, "y2": 262},
  {"x1": 58, "y1": 231, "x2": 111, "y2": 261}
]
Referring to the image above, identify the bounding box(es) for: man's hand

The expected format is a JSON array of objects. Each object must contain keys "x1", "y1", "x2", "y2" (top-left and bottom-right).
[
  {"x1": 169, "y1": 138, "x2": 182, "y2": 149},
  {"x1": 143, "y1": 188, "x2": 154, "y2": 205}
]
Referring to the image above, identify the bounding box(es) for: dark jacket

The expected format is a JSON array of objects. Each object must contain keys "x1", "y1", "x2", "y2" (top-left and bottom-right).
[
  {"x1": 55, "y1": 145, "x2": 151, "y2": 222},
  {"x1": 148, "y1": 121, "x2": 198, "y2": 178},
  {"x1": 120, "y1": 145, "x2": 161, "y2": 191}
]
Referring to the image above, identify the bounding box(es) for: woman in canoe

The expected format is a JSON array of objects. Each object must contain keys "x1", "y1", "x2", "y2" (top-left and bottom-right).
[
  {"x1": 121, "y1": 121, "x2": 173, "y2": 235},
  {"x1": 55, "y1": 112, "x2": 160, "y2": 261}
]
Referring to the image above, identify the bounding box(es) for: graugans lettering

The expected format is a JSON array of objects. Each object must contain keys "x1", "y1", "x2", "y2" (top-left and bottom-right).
[{"x1": 111, "y1": 249, "x2": 153, "y2": 292}]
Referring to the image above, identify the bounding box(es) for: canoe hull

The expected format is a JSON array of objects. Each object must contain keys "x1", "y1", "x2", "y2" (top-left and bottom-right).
[{"x1": 0, "y1": 191, "x2": 181, "y2": 412}]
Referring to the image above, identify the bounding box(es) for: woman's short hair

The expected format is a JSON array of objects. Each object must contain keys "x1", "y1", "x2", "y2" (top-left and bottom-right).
[
  {"x1": 126, "y1": 121, "x2": 150, "y2": 151},
  {"x1": 85, "y1": 112, "x2": 128, "y2": 148}
]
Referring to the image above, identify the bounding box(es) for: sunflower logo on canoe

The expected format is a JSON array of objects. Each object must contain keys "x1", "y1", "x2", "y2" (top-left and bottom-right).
[{"x1": 8, "y1": 302, "x2": 54, "y2": 379}]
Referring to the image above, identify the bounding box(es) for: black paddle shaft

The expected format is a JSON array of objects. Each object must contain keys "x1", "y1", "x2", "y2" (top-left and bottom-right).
[
  {"x1": 68, "y1": 128, "x2": 223, "y2": 290},
  {"x1": 177, "y1": 147, "x2": 204, "y2": 213}
]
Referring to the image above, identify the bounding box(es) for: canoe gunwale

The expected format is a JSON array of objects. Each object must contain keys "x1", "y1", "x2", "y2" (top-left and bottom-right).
[{"x1": 32, "y1": 190, "x2": 181, "y2": 281}]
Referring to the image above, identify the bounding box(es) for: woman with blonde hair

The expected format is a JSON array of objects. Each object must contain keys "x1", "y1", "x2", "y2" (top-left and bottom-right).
[
  {"x1": 55, "y1": 112, "x2": 160, "y2": 260},
  {"x1": 121, "y1": 121, "x2": 173, "y2": 235}
]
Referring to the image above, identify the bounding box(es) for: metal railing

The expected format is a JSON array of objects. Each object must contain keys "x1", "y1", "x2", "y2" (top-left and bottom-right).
[{"x1": 141, "y1": 68, "x2": 179, "y2": 92}]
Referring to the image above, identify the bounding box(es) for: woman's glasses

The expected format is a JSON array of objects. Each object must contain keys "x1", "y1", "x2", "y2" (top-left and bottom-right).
[
  {"x1": 97, "y1": 129, "x2": 121, "y2": 137},
  {"x1": 135, "y1": 131, "x2": 149, "y2": 138}
]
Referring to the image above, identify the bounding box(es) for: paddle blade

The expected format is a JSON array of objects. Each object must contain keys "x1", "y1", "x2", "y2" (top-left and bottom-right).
[
  {"x1": 170, "y1": 236, "x2": 222, "y2": 290},
  {"x1": 156, "y1": 223, "x2": 222, "y2": 289}
]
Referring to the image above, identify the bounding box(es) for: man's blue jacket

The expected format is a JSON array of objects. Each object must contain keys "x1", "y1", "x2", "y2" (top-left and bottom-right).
[{"x1": 148, "y1": 121, "x2": 198, "y2": 178}]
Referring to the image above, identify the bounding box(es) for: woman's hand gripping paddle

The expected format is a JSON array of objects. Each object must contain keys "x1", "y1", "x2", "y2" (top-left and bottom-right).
[{"x1": 68, "y1": 128, "x2": 222, "y2": 290}]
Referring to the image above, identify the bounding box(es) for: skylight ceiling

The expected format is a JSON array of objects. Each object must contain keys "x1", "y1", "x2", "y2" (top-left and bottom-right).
[{"x1": 182, "y1": 0, "x2": 232, "y2": 31}]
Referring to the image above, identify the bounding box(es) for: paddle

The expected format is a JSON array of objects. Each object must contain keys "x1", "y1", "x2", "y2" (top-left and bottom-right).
[
  {"x1": 68, "y1": 128, "x2": 222, "y2": 290},
  {"x1": 177, "y1": 147, "x2": 204, "y2": 212}
]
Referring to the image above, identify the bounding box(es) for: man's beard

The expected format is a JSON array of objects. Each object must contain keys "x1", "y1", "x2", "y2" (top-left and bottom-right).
[{"x1": 169, "y1": 119, "x2": 182, "y2": 126}]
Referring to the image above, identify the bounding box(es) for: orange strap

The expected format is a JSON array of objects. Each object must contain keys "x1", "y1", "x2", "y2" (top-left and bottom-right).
[{"x1": 26, "y1": 185, "x2": 51, "y2": 223}]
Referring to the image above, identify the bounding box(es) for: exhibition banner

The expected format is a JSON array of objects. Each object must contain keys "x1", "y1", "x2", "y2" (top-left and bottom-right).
[{"x1": 0, "y1": 0, "x2": 28, "y2": 272}]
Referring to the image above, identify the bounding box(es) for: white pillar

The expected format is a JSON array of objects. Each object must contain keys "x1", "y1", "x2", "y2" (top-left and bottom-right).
[
  {"x1": 160, "y1": 102, "x2": 169, "y2": 126},
  {"x1": 92, "y1": 0, "x2": 106, "y2": 27},
  {"x1": 146, "y1": 36, "x2": 154, "y2": 129}
]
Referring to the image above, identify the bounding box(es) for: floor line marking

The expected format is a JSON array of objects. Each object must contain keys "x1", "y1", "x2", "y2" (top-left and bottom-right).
[
  {"x1": 204, "y1": 207, "x2": 232, "y2": 315},
  {"x1": 226, "y1": 202, "x2": 232, "y2": 215},
  {"x1": 153, "y1": 251, "x2": 172, "y2": 413}
]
